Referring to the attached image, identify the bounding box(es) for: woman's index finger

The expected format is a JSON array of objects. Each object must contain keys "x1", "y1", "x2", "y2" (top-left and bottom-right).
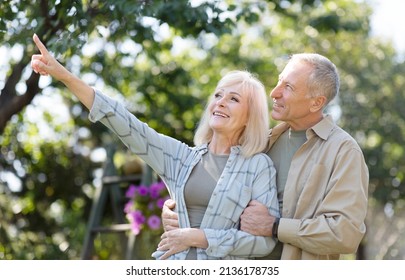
[{"x1": 33, "y1": 34, "x2": 49, "y2": 55}]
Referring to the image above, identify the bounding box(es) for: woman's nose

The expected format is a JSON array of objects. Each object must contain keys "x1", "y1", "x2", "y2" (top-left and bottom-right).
[{"x1": 216, "y1": 97, "x2": 225, "y2": 106}]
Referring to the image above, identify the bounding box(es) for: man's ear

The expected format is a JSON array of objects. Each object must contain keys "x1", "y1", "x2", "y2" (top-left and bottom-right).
[{"x1": 310, "y1": 96, "x2": 327, "y2": 112}]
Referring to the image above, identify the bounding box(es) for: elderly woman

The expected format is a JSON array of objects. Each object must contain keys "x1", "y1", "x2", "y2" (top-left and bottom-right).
[{"x1": 31, "y1": 34, "x2": 279, "y2": 260}]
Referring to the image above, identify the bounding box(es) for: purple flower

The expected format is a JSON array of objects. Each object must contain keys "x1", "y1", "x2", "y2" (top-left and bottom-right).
[
  {"x1": 149, "y1": 182, "x2": 166, "y2": 199},
  {"x1": 156, "y1": 198, "x2": 166, "y2": 209},
  {"x1": 125, "y1": 182, "x2": 169, "y2": 235},
  {"x1": 149, "y1": 189, "x2": 160, "y2": 199},
  {"x1": 123, "y1": 200, "x2": 133, "y2": 214},
  {"x1": 147, "y1": 215, "x2": 161, "y2": 230},
  {"x1": 126, "y1": 210, "x2": 145, "y2": 236},
  {"x1": 137, "y1": 185, "x2": 149, "y2": 196},
  {"x1": 125, "y1": 184, "x2": 137, "y2": 198},
  {"x1": 149, "y1": 182, "x2": 159, "y2": 192},
  {"x1": 127, "y1": 210, "x2": 146, "y2": 225},
  {"x1": 130, "y1": 221, "x2": 142, "y2": 235}
]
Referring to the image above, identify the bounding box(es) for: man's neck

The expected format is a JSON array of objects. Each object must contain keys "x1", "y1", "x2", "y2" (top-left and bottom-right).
[{"x1": 288, "y1": 114, "x2": 324, "y2": 131}]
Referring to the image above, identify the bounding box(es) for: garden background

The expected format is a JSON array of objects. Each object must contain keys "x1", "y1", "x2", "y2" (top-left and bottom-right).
[{"x1": 1, "y1": 0, "x2": 404, "y2": 260}]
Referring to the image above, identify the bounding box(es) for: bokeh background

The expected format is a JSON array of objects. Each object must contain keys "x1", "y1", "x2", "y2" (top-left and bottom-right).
[{"x1": 1, "y1": 0, "x2": 404, "y2": 260}]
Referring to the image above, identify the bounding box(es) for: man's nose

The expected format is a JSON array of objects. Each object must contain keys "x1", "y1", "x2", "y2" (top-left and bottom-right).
[{"x1": 270, "y1": 86, "x2": 280, "y2": 98}]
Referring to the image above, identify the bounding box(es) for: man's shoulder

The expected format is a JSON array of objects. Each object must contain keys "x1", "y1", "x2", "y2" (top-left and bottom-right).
[
  {"x1": 329, "y1": 125, "x2": 364, "y2": 152},
  {"x1": 320, "y1": 116, "x2": 359, "y2": 144}
]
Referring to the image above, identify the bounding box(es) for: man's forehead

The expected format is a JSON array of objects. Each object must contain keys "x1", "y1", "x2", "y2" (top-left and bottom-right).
[{"x1": 281, "y1": 60, "x2": 311, "y2": 77}]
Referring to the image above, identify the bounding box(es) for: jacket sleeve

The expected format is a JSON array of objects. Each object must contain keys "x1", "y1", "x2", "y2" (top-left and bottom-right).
[
  {"x1": 278, "y1": 145, "x2": 369, "y2": 255},
  {"x1": 204, "y1": 155, "x2": 280, "y2": 258},
  {"x1": 204, "y1": 229, "x2": 277, "y2": 258},
  {"x1": 88, "y1": 89, "x2": 187, "y2": 180}
]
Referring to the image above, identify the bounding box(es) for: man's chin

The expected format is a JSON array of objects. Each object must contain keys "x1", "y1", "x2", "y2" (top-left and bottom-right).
[{"x1": 271, "y1": 113, "x2": 283, "y2": 121}]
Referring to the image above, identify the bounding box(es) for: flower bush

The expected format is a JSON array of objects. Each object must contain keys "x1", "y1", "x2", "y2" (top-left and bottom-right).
[{"x1": 124, "y1": 181, "x2": 170, "y2": 235}]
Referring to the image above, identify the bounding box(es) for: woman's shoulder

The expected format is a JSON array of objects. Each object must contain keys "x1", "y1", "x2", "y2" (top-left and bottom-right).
[{"x1": 244, "y1": 152, "x2": 274, "y2": 167}]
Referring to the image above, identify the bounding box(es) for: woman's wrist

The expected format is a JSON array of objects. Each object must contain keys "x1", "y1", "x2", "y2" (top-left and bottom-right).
[{"x1": 185, "y1": 228, "x2": 208, "y2": 249}]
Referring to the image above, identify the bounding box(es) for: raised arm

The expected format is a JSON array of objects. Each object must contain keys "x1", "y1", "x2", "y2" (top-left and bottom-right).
[{"x1": 31, "y1": 34, "x2": 95, "y2": 109}]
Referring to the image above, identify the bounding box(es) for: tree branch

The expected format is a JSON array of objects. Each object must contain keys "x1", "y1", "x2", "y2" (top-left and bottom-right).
[{"x1": 0, "y1": 55, "x2": 40, "y2": 134}]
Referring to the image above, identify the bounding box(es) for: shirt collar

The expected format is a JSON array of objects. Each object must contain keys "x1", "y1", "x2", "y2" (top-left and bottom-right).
[
  {"x1": 198, "y1": 143, "x2": 242, "y2": 154},
  {"x1": 310, "y1": 115, "x2": 335, "y2": 140},
  {"x1": 270, "y1": 115, "x2": 335, "y2": 142}
]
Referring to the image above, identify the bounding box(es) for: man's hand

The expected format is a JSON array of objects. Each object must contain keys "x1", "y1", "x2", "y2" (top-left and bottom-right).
[
  {"x1": 240, "y1": 200, "x2": 276, "y2": 237},
  {"x1": 161, "y1": 199, "x2": 179, "y2": 232}
]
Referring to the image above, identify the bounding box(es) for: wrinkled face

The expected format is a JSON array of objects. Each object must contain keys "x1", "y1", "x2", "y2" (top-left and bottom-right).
[
  {"x1": 208, "y1": 84, "x2": 249, "y2": 140},
  {"x1": 270, "y1": 60, "x2": 314, "y2": 130}
]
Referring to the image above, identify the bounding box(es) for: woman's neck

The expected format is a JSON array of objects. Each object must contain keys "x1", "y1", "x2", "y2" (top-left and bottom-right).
[{"x1": 209, "y1": 136, "x2": 238, "y2": 155}]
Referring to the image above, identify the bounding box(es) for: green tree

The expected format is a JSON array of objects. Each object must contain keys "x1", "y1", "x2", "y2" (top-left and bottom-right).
[{"x1": 1, "y1": 0, "x2": 404, "y2": 260}]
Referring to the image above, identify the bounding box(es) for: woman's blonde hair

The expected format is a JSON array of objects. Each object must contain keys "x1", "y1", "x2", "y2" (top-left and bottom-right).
[{"x1": 194, "y1": 70, "x2": 269, "y2": 157}]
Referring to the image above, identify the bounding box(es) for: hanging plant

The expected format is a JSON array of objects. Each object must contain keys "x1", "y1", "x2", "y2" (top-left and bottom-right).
[{"x1": 124, "y1": 181, "x2": 170, "y2": 235}]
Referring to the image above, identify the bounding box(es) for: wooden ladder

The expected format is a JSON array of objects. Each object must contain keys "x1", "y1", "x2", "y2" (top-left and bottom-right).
[{"x1": 81, "y1": 144, "x2": 153, "y2": 259}]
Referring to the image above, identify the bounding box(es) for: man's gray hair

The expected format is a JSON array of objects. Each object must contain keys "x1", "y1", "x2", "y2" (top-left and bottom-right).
[{"x1": 290, "y1": 53, "x2": 340, "y2": 106}]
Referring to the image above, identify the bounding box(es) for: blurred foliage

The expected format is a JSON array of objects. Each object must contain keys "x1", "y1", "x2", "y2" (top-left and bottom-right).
[{"x1": 1, "y1": 0, "x2": 405, "y2": 260}]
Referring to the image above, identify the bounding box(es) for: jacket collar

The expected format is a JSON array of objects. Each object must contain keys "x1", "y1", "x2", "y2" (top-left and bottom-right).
[
  {"x1": 310, "y1": 115, "x2": 335, "y2": 140},
  {"x1": 268, "y1": 115, "x2": 335, "y2": 150},
  {"x1": 198, "y1": 143, "x2": 242, "y2": 155}
]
